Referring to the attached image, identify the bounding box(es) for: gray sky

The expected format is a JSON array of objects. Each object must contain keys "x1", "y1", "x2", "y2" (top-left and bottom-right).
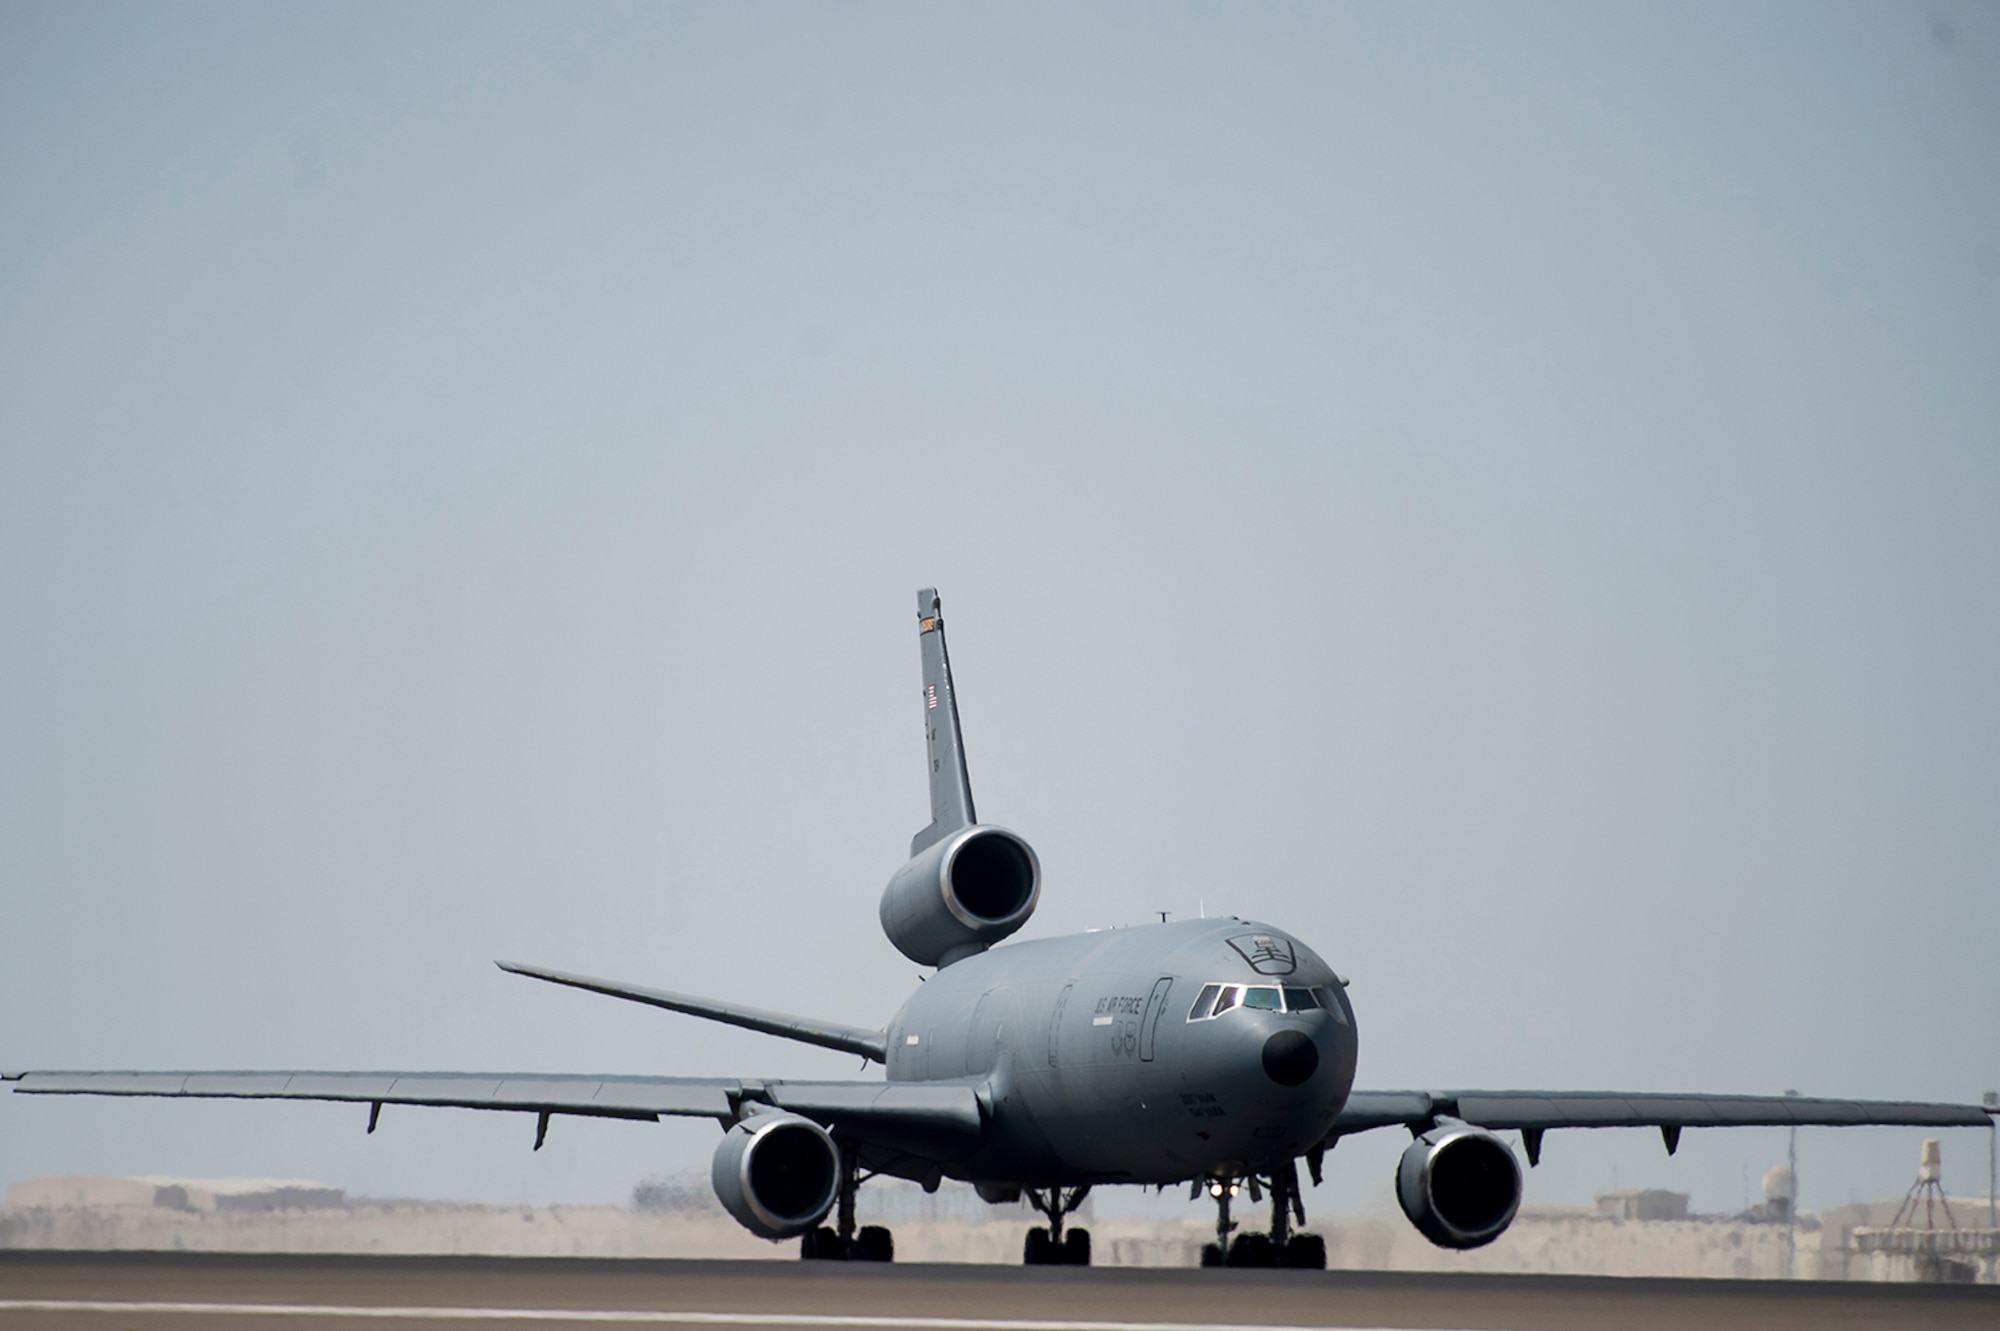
[{"x1": 3, "y1": 1, "x2": 1995, "y2": 1225}]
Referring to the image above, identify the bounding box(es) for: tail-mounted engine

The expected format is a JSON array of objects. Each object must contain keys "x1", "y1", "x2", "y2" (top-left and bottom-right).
[
  {"x1": 710, "y1": 1112, "x2": 841, "y2": 1240},
  {"x1": 887, "y1": 590, "x2": 1040, "y2": 967},
  {"x1": 1396, "y1": 1120, "x2": 1523, "y2": 1249},
  {"x1": 879, "y1": 824, "x2": 1040, "y2": 967}
]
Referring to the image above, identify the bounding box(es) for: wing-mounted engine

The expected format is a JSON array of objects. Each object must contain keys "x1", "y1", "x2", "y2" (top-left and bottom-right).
[
  {"x1": 710, "y1": 1111, "x2": 841, "y2": 1240},
  {"x1": 880, "y1": 824, "x2": 1040, "y2": 967},
  {"x1": 1396, "y1": 1120, "x2": 1523, "y2": 1249}
]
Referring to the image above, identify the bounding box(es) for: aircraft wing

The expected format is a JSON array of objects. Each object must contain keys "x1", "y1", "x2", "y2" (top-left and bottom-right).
[
  {"x1": 496, "y1": 961, "x2": 888, "y2": 1064},
  {"x1": 2, "y1": 1070, "x2": 980, "y2": 1141},
  {"x1": 1329, "y1": 1089, "x2": 1993, "y2": 1162}
]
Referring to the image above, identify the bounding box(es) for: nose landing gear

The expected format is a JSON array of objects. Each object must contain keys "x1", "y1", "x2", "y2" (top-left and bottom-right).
[{"x1": 1197, "y1": 1159, "x2": 1325, "y2": 1268}]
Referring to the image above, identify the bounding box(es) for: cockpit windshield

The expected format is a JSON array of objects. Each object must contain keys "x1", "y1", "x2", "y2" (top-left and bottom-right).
[{"x1": 1187, "y1": 982, "x2": 1344, "y2": 1022}]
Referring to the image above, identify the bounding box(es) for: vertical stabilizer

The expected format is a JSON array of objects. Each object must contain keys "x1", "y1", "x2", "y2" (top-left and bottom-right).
[{"x1": 911, "y1": 587, "x2": 976, "y2": 855}]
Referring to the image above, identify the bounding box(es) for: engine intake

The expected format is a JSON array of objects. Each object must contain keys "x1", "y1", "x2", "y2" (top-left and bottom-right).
[
  {"x1": 880, "y1": 824, "x2": 1040, "y2": 967},
  {"x1": 1396, "y1": 1121, "x2": 1522, "y2": 1249},
  {"x1": 710, "y1": 1112, "x2": 840, "y2": 1240}
]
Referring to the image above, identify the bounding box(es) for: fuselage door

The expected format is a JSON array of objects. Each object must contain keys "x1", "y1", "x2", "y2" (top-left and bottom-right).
[
  {"x1": 1138, "y1": 976, "x2": 1173, "y2": 1062},
  {"x1": 1048, "y1": 983, "x2": 1072, "y2": 1068},
  {"x1": 966, "y1": 988, "x2": 1010, "y2": 1076}
]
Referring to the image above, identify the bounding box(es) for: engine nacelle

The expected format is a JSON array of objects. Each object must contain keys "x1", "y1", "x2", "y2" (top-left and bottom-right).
[
  {"x1": 1396, "y1": 1120, "x2": 1523, "y2": 1250},
  {"x1": 710, "y1": 1112, "x2": 840, "y2": 1240},
  {"x1": 880, "y1": 824, "x2": 1040, "y2": 967}
]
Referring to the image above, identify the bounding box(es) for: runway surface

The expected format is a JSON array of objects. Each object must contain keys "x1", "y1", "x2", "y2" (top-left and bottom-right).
[{"x1": 1, "y1": 1253, "x2": 1994, "y2": 1331}]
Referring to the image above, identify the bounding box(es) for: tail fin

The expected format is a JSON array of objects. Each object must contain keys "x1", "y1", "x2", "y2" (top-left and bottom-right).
[{"x1": 911, "y1": 587, "x2": 976, "y2": 855}]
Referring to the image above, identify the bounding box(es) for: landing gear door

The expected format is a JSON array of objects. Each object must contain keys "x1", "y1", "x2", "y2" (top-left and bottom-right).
[{"x1": 1138, "y1": 976, "x2": 1173, "y2": 1062}]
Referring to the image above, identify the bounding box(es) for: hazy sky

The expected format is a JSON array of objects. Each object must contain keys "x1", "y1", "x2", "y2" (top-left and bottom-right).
[{"x1": 3, "y1": 1, "x2": 1995, "y2": 1228}]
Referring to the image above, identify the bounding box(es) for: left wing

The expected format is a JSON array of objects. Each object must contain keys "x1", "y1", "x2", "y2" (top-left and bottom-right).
[
  {"x1": 1330, "y1": 1089, "x2": 1993, "y2": 1164},
  {"x1": 2, "y1": 1070, "x2": 980, "y2": 1146}
]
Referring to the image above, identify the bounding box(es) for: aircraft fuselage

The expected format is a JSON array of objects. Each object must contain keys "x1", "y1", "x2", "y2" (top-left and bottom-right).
[{"x1": 885, "y1": 918, "x2": 1357, "y2": 1187}]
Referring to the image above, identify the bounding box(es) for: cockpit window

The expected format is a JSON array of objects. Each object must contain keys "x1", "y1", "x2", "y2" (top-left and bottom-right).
[{"x1": 1186, "y1": 980, "x2": 1341, "y2": 1021}]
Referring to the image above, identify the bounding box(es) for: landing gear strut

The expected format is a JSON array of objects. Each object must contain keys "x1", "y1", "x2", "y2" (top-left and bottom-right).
[
  {"x1": 1197, "y1": 1176, "x2": 1239, "y2": 1266},
  {"x1": 801, "y1": 1143, "x2": 894, "y2": 1262},
  {"x1": 1023, "y1": 1186, "x2": 1092, "y2": 1265},
  {"x1": 1198, "y1": 1160, "x2": 1325, "y2": 1269}
]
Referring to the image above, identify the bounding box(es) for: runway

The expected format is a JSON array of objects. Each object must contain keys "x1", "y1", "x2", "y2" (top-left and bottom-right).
[{"x1": 1, "y1": 1253, "x2": 1993, "y2": 1331}]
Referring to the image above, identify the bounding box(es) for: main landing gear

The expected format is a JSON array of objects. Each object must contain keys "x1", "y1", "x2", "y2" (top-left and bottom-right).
[
  {"x1": 1197, "y1": 1158, "x2": 1326, "y2": 1269},
  {"x1": 801, "y1": 1144, "x2": 895, "y2": 1262},
  {"x1": 1023, "y1": 1186, "x2": 1092, "y2": 1265}
]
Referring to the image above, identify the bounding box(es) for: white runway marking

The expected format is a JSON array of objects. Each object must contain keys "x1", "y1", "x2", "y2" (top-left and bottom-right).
[{"x1": 0, "y1": 1303, "x2": 1481, "y2": 1331}]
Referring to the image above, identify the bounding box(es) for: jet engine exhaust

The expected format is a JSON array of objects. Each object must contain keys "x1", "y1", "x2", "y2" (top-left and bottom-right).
[
  {"x1": 1396, "y1": 1121, "x2": 1522, "y2": 1249},
  {"x1": 710, "y1": 1112, "x2": 841, "y2": 1240}
]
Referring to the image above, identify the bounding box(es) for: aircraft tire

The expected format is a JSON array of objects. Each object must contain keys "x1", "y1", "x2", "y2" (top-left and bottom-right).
[
  {"x1": 856, "y1": 1225, "x2": 895, "y2": 1262},
  {"x1": 1283, "y1": 1234, "x2": 1325, "y2": 1269},
  {"x1": 1063, "y1": 1228, "x2": 1091, "y2": 1266},
  {"x1": 1199, "y1": 1243, "x2": 1223, "y2": 1268},
  {"x1": 1225, "y1": 1232, "x2": 1274, "y2": 1267},
  {"x1": 801, "y1": 1227, "x2": 848, "y2": 1260},
  {"x1": 1023, "y1": 1227, "x2": 1054, "y2": 1265}
]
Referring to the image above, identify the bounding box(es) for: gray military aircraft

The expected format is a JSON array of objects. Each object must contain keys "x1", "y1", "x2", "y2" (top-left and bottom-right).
[{"x1": 8, "y1": 589, "x2": 1993, "y2": 1267}]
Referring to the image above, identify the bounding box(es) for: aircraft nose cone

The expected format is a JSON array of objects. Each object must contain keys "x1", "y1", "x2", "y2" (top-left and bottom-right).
[{"x1": 1261, "y1": 1029, "x2": 1318, "y2": 1087}]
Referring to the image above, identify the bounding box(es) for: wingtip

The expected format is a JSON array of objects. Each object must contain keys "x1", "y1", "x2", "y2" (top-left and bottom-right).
[
  {"x1": 917, "y1": 587, "x2": 939, "y2": 615},
  {"x1": 498, "y1": 959, "x2": 568, "y2": 982}
]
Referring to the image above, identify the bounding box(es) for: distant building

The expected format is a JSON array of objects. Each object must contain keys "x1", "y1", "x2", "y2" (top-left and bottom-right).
[
  {"x1": 5, "y1": 1176, "x2": 344, "y2": 1213},
  {"x1": 1594, "y1": 1190, "x2": 1691, "y2": 1222}
]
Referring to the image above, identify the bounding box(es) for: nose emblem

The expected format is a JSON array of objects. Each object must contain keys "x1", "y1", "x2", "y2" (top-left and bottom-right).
[{"x1": 1262, "y1": 1029, "x2": 1318, "y2": 1086}]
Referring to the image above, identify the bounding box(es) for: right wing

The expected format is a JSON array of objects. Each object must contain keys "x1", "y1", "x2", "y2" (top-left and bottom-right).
[
  {"x1": 3, "y1": 1069, "x2": 734, "y2": 1122},
  {"x1": 2, "y1": 1070, "x2": 979, "y2": 1144},
  {"x1": 496, "y1": 961, "x2": 888, "y2": 1064}
]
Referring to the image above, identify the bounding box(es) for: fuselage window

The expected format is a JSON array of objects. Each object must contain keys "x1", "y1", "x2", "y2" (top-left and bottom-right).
[
  {"x1": 1282, "y1": 986, "x2": 1319, "y2": 1011},
  {"x1": 1242, "y1": 986, "x2": 1282, "y2": 1011},
  {"x1": 1187, "y1": 983, "x2": 1223, "y2": 1022}
]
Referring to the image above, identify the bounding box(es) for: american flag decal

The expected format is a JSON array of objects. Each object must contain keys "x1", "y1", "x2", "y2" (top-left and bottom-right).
[{"x1": 926, "y1": 685, "x2": 938, "y2": 711}]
